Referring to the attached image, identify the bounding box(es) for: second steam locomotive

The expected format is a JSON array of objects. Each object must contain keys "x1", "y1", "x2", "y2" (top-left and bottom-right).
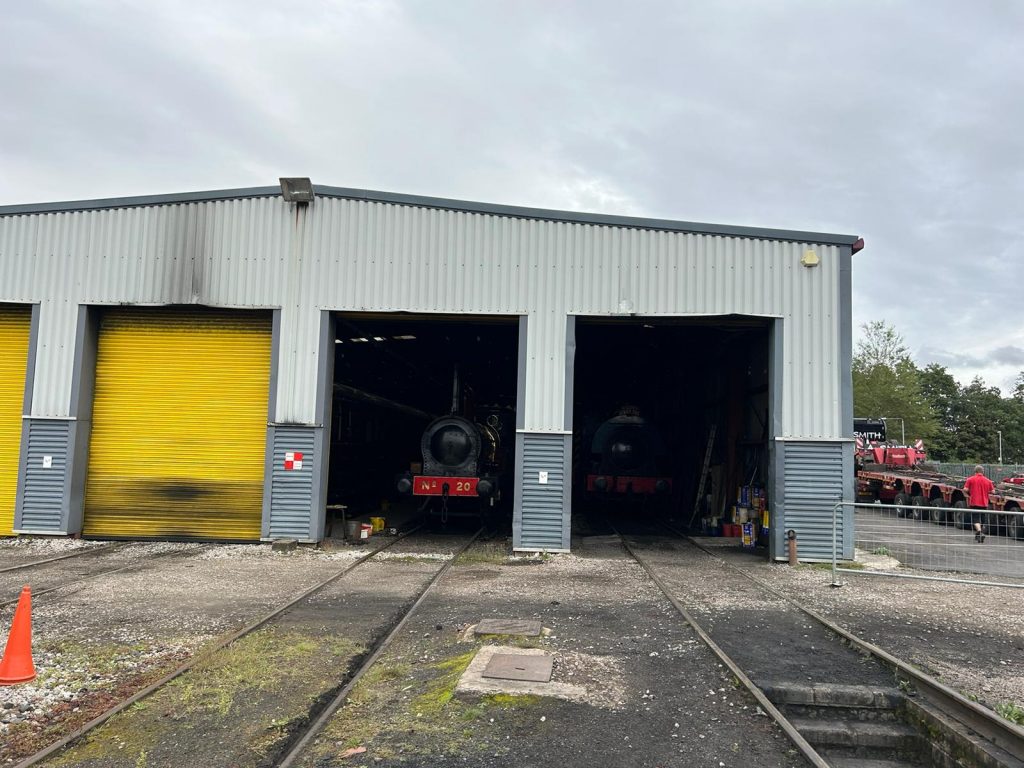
[{"x1": 584, "y1": 406, "x2": 673, "y2": 503}]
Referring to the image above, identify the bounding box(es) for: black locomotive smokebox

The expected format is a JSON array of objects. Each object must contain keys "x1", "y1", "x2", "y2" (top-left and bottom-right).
[
  {"x1": 431, "y1": 424, "x2": 473, "y2": 466},
  {"x1": 607, "y1": 426, "x2": 650, "y2": 472},
  {"x1": 421, "y1": 415, "x2": 482, "y2": 475}
]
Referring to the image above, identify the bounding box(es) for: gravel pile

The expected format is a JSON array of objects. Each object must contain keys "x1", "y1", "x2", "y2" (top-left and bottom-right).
[
  {"x1": 0, "y1": 537, "x2": 104, "y2": 554},
  {"x1": 0, "y1": 641, "x2": 196, "y2": 733},
  {"x1": 193, "y1": 543, "x2": 365, "y2": 561}
]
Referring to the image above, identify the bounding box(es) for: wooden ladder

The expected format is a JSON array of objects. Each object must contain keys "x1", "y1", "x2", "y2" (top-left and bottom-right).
[{"x1": 688, "y1": 424, "x2": 717, "y2": 529}]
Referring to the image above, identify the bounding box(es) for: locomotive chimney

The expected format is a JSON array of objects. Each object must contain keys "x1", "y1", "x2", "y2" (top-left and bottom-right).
[{"x1": 451, "y1": 365, "x2": 460, "y2": 415}]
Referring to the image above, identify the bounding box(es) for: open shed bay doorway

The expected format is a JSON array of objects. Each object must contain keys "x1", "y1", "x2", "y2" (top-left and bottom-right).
[
  {"x1": 571, "y1": 316, "x2": 772, "y2": 544},
  {"x1": 327, "y1": 313, "x2": 519, "y2": 535}
]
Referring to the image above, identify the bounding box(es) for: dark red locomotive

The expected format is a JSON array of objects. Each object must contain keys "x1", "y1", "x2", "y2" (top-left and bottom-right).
[{"x1": 584, "y1": 406, "x2": 672, "y2": 503}]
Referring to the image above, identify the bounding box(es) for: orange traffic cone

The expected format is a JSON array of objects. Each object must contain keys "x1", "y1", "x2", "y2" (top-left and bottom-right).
[{"x1": 0, "y1": 586, "x2": 36, "y2": 685}]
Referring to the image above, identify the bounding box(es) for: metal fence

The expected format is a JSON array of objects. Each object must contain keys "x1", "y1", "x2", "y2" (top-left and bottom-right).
[
  {"x1": 832, "y1": 501, "x2": 1024, "y2": 588},
  {"x1": 927, "y1": 463, "x2": 1024, "y2": 483}
]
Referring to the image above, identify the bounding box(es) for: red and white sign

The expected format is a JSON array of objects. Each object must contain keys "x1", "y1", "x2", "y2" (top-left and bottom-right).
[
  {"x1": 284, "y1": 452, "x2": 304, "y2": 470},
  {"x1": 412, "y1": 476, "x2": 478, "y2": 496}
]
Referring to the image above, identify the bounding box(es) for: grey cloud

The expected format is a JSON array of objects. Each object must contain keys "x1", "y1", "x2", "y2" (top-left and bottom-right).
[
  {"x1": 2, "y1": 1, "x2": 1022, "y2": 393},
  {"x1": 991, "y1": 347, "x2": 1024, "y2": 366},
  {"x1": 921, "y1": 349, "x2": 989, "y2": 370}
]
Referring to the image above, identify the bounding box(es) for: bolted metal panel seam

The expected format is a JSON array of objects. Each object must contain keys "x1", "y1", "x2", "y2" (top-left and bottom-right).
[
  {"x1": 268, "y1": 426, "x2": 317, "y2": 540},
  {"x1": 17, "y1": 419, "x2": 71, "y2": 532},
  {"x1": 781, "y1": 440, "x2": 849, "y2": 561}
]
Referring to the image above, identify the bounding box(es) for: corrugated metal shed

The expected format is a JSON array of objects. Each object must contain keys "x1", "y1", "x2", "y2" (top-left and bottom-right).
[
  {"x1": 0, "y1": 184, "x2": 857, "y2": 553},
  {"x1": 0, "y1": 188, "x2": 851, "y2": 437}
]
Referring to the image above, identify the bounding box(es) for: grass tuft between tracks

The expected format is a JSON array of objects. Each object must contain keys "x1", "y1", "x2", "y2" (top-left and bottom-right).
[{"x1": 302, "y1": 645, "x2": 542, "y2": 765}]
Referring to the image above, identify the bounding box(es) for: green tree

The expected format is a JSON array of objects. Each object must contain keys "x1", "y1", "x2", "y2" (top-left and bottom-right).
[
  {"x1": 852, "y1": 320, "x2": 936, "y2": 444},
  {"x1": 918, "y1": 364, "x2": 960, "y2": 461},
  {"x1": 957, "y1": 377, "x2": 1008, "y2": 464},
  {"x1": 1013, "y1": 372, "x2": 1024, "y2": 402}
]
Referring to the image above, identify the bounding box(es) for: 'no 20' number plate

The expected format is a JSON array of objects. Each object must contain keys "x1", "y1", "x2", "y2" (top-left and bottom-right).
[{"x1": 412, "y1": 476, "x2": 479, "y2": 496}]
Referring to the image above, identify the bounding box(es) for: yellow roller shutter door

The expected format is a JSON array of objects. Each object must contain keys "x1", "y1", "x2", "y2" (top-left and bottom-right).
[
  {"x1": 84, "y1": 310, "x2": 271, "y2": 540},
  {"x1": 0, "y1": 306, "x2": 31, "y2": 537}
]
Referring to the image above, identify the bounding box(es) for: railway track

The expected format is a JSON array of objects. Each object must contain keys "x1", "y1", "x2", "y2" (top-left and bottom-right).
[
  {"x1": 0, "y1": 542, "x2": 124, "y2": 575},
  {"x1": 12, "y1": 527, "x2": 480, "y2": 768},
  {"x1": 0, "y1": 543, "x2": 208, "y2": 610},
  {"x1": 277, "y1": 529, "x2": 481, "y2": 767},
  {"x1": 616, "y1": 522, "x2": 1024, "y2": 767}
]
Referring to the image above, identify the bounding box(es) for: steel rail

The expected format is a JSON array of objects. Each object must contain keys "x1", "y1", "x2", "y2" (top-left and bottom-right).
[
  {"x1": 613, "y1": 526, "x2": 831, "y2": 768},
  {"x1": 676, "y1": 524, "x2": 1024, "y2": 763},
  {"x1": 0, "y1": 545, "x2": 209, "y2": 610},
  {"x1": 0, "y1": 542, "x2": 123, "y2": 574},
  {"x1": 277, "y1": 527, "x2": 483, "y2": 768},
  {"x1": 12, "y1": 530, "x2": 420, "y2": 768}
]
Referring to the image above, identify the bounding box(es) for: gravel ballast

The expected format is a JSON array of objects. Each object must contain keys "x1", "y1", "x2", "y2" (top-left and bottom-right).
[{"x1": 0, "y1": 532, "x2": 1020, "y2": 767}]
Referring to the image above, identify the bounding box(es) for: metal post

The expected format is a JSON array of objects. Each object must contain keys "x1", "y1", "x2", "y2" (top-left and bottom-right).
[
  {"x1": 831, "y1": 502, "x2": 843, "y2": 587},
  {"x1": 998, "y1": 430, "x2": 1003, "y2": 465},
  {"x1": 787, "y1": 529, "x2": 798, "y2": 566}
]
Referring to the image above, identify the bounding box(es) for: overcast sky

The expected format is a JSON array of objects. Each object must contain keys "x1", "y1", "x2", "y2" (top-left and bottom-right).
[{"x1": 3, "y1": 1, "x2": 1022, "y2": 392}]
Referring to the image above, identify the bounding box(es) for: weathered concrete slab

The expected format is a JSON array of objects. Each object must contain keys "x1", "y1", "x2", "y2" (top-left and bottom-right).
[
  {"x1": 456, "y1": 645, "x2": 604, "y2": 703},
  {"x1": 482, "y1": 652, "x2": 553, "y2": 682}
]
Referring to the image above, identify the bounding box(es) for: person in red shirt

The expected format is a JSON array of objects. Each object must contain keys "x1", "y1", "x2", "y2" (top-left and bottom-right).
[{"x1": 963, "y1": 465, "x2": 995, "y2": 543}]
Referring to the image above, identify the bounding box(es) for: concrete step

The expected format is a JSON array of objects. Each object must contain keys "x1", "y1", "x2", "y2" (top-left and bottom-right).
[
  {"x1": 782, "y1": 702, "x2": 901, "y2": 722},
  {"x1": 766, "y1": 682, "x2": 905, "y2": 721},
  {"x1": 789, "y1": 717, "x2": 922, "y2": 751},
  {"x1": 763, "y1": 682, "x2": 903, "y2": 709},
  {"x1": 828, "y1": 758, "x2": 916, "y2": 768}
]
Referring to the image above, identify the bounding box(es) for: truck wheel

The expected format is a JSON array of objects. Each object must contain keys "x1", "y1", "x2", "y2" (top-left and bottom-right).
[
  {"x1": 1005, "y1": 509, "x2": 1022, "y2": 540},
  {"x1": 910, "y1": 495, "x2": 927, "y2": 520},
  {"x1": 928, "y1": 498, "x2": 947, "y2": 524},
  {"x1": 894, "y1": 492, "x2": 911, "y2": 518},
  {"x1": 952, "y1": 500, "x2": 969, "y2": 529}
]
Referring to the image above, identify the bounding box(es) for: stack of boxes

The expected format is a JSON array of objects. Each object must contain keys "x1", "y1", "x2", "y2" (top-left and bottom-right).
[{"x1": 704, "y1": 485, "x2": 769, "y2": 545}]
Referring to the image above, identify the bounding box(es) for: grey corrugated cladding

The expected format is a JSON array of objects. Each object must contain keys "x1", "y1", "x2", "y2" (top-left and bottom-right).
[
  {"x1": 781, "y1": 441, "x2": 853, "y2": 561},
  {"x1": 517, "y1": 433, "x2": 570, "y2": 551},
  {"x1": 264, "y1": 426, "x2": 317, "y2": 541},
  {"x1": 15, "y1": 419, "x2": 70, "y2": 532},
  {"x1": 0, "y1": 185, "x2": 859, "y2": 246},
  {"x1": 0, "y1": 186, "x2": 855, "y2": 439}
]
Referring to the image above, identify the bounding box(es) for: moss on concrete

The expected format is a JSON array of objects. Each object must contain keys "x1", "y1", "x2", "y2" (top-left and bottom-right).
[
  {"x1": 306, "y1": 646, "x2": 545, "y2": 765},
  {"x1": 49, "y1": 626, "x2": 360, "y2": 767}
]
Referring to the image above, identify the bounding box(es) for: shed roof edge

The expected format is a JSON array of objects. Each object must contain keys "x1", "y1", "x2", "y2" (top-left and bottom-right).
[{"x1": 0, "y1": 184, "x2": 860, "y2": 246}]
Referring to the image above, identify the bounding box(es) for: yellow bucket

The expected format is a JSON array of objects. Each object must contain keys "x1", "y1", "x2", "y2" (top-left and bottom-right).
[{"x1": 370, "y1": 516, "x2": 385, "y2": 533}]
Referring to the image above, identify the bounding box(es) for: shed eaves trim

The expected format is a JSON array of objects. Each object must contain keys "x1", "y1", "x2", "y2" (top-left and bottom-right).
[{"x1": 0, "y1": 184, "x2": 860, "y2": 247}]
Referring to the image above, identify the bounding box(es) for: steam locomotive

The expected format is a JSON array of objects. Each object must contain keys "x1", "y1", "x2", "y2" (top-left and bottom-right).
[
  {"x1": 583, "y1": 406, "x2": 673, "y2": 504},
  {"x1": 396, "y1": 409, "x2": 508, "y2": 517}
]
